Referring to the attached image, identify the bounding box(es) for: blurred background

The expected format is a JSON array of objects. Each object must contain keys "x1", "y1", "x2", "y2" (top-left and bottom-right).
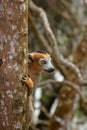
[{"x1": 29, "y1": 0, "x2": 87, "y2": 130}]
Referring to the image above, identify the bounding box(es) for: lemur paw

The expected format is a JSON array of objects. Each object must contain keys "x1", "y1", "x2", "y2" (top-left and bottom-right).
[{"x1": 21, "y1": 74, "x2": 33, "y2": 96}]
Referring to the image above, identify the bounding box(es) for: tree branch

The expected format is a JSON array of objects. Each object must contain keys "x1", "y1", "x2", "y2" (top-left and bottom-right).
[
  {"x1": 40, "y1": 105, "x2": 51, "y2": 118},
  {"x1": 47, "y1": 0, "x2": 78, "y2": 27},
  {"x1": 38, "y1": 80, "x2": 86, "y2": 103},
  {"x1": 29, "y1": 15, "x2": 52, "y2": 54},
  {"x1": 60, "y1": 0, "x2": 79, "y2": 26},
  {"x1": 29, "y1": 0, "x2": 58, "y2": 49},
  {"x1": 37, "y1": 119, "x2": 49, "y2": 125}
]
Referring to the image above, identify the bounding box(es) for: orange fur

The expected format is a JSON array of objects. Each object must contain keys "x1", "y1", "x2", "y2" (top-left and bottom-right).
[
  {"x1": 33, "y1": 53, "x2": 50, "y2": 60},
  {"x1": 21, "y1": 51, "x2": 53, "y2": 128},
  {"x1": 32, "y1": 62, "x2": 42, "y2": 71},
  {"x1": 22, "y1": 52, "x2": 52, "y2": 92}
]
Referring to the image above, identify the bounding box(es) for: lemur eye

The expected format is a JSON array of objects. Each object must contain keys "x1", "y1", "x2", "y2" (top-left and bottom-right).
[{"x1": 41, "y1": 60, "x2": 47, "y2": 65}]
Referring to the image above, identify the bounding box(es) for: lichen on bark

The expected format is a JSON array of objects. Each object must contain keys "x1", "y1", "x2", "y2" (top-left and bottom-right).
[{"x1": 0, "y1": 0, "x2": 32, "y2": 130}]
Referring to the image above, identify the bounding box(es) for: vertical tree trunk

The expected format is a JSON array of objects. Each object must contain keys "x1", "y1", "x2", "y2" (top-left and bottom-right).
[{"x1": 0, "y1": 0, "x2": 32, "y2": 130}]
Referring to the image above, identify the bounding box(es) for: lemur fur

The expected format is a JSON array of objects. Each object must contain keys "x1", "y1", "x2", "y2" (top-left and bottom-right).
[{"x1": 22, "y1": 51, "x2": 55, "y2": 96}]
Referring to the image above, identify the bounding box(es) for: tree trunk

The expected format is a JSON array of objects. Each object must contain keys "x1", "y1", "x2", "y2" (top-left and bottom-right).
[
  {"x1": 0, "y1": 0, "x2": 32, "y2": 130},
  {"x1": 48, "y1": 35, "x2": 87, "y2": 130}
]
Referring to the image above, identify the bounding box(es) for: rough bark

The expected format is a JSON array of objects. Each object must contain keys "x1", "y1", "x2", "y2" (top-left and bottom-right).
[{"x1": 0, "y1": 0, "x2": 32, "y2": 130}]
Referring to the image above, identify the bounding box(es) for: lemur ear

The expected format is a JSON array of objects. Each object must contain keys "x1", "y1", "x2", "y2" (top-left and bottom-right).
[{"x1": 28, "y1": 53, "x2": 34, "y2": 62}]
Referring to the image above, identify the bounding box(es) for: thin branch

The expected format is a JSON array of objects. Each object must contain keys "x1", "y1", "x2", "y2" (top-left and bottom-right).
[
  {"x1": 29, "y1": 15, "x2": 52, "y2": 54},
  {"x1": 38, "y1": 80, "x2": 86, "y2": 102},
  {"x1": 29, "y1": 0, "x2": 58, "y2": 48},
  {"x1": 30, "y1": 125, "x2": 40, "y2": 130},
  {"x1": 47, "y1": 0, "x2": 78, "y2": 27},
  {"x1": 60, "y1": 0, "x2": 79, "y2": 26},
  {"x1": 37, "y1": 119, "x2": 49, "y2": 125},
  {"x1": 40, "y1": 105, "x2": 51, "y2": 118},
  {"x1": 59, "y1": 56, "x2": 82, "y2": 81},
  {"x1": 79, "y1": 81, "x2": 87, "y2": 86},
  {"x1": 51, "y1": 54, "x2": 82, "y2": 82}
]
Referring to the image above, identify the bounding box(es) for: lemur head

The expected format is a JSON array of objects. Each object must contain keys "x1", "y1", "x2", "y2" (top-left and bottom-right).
[{"x1": 28, "y1": 51, "x2": 55, "y2": 73}]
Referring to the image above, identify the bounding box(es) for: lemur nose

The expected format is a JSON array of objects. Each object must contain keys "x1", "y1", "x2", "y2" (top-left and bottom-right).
[
  {"x1": 47, "y1": 68, "x2": 55, "y2": 73},
  {"x1": 50, "y1": 68, "x2": 55, "y2": 72},
  {"x1": 44, "y1": 67, "x2": 55, "y2": 73}
]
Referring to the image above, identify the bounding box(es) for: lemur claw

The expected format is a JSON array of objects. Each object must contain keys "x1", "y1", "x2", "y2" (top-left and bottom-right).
[{"x1": 21, "y1": 74, "x2": 33, "y2": 96}]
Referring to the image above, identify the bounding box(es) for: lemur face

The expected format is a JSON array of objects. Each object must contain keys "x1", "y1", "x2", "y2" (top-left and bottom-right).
[
  {"x1": 38, "y1": 57, "x2": 55, "y2": 72},
  {"x1": 28, "y1": 51, "x2": 55, "y2": 73}
]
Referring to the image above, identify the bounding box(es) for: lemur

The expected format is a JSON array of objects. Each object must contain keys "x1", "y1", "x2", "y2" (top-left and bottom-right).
[{"x1": 22, "y1": 51, "x2": 55, "y2": 95}]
